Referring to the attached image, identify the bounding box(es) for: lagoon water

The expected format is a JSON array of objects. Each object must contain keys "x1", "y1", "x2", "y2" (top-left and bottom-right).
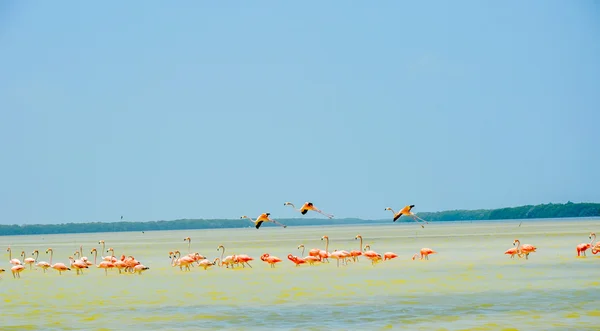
[{"x1": 1, "y1": 219, "x2": 600, "y2": 330}]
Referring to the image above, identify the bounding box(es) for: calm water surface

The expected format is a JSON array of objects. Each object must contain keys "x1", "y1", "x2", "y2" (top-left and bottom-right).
[{"x1": 1, "y1": 219, "x2": 600, "y2": 330}]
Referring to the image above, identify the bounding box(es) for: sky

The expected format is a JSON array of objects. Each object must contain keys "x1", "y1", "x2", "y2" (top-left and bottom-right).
[{"x1": 0, "y1": 1, "x2": 599, "y2": 225}]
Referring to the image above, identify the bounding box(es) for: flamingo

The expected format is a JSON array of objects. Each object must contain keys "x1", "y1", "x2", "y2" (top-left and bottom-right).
[
  {"x1": 99, "y1": 241, "x2": 117, "y2": 262},
  {"x1": 260, "y1": 253, "x2": 282, "y2": 268},
  {"x1": 329, "y1": 250, "x2": 349, "y2": 267},
  {"x1": 235, "y1": 254, "x2": 254, "y2": 268},
  {"x1": 576, "y1": 233, "x2": 594, "y2": 257},
  {"x1": 69, "y1": 256, "x2": 89, "y2": 275},
  {"x1": 319, "y1": 236, "x2": 332, "y2": 263},
  {"x1": 22, "y1": 251, "x2": 35, "y2": 269},
  {"x1": 197, "y1": 258, "x2": 219, "y2": 270},
  {"x1": 78, "y1": 245, "x2": 93, "y2": 266},
  {"x1": 363, "y1": 245, "x2": 382, "y2": 265},
  {"x1": 240, "y1": 213, "x2": 287, "y2": 229},
  {"x1": 590, "y1": 233, "x2": 600, "y2": 254},
  {"x1": 11, "y1": 264, "x2": 25, "y2": 278},
  {"x1": 287, "y1": 254, "x2": 307, "y2": 266},
  {"x1": 284, "y1": 202, "x2": 334, "y2": 219},
  {"x1": 7, "y1": 246, "x2": 21, "y2": 265},
  {"x1": 385, "y1": 205, "x2": 428, "y2": 227},
  {"x1": 92, "y1": 248, "x2": 115, "y2": 275},
  {"x1": 504, "y1": 247, "x2": 523, "y2": 259},
  {"x1": 418, "y1": 248, "x2": 437, "y2": 260},
  {"x1": 131, "y1": 264, "x2": 150, "y2": 275},
  {"x1": 350, "y1": 235, "x2": 364, "y2": 262},
  {"x1": 297, "y1": 244, "x2": 321, "y2": 265},
  {"x1": 171, "y1": 250, "x2": 194, "y2": 271},
  {"x1": 383, "y1": 252, "x2": 399, "y2": 261},
  {"x1": 47, "y1": 248, "x2": 70, "y2": 275},
  {"x1": 513, "y1": 239, "x2": 536, "y2": 260},
  {"x1": 34, "y1": 250, "x2": 51, "y2": 273},
  {"x1": 217, "y1": 245, "x2": 237, "y2": 269}
]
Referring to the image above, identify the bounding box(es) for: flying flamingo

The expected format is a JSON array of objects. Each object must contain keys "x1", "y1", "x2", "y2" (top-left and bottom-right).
[
  {"x1": 92, "y1": 248, "x2": 115, "y2": 275},
  {"x1": 287, "y1": 254, "x2": 307, "y2": 266},
  {"x1": 217, "y1": 245, "x2": 237, "y2": 268},
  {"x1": 260, "y1": 253, "x2": 282, "y2": 268},
  {"x1": 576, "y1": 233, "x2": 594, "y2": 257},
  {"x1": 385, "y1": 205, "x2": 428, "y2": 227},
  {"x1": 241, "y1": 213, "x2": 287, "y2": 229},
  {"x1": 513, "y1": 239, "x2": 536, "y2": 260},
  {"x1": 34, "y1": 250, "x2": 51, "y2": 273},
  {"x1": 297, "y1": 245, "x2": 321, "y2": 265},
  {"x1": 22, "y1": 251, "x2": 35, "y2": 269},
  {"x1": 351, "y1": 235, "x2": 364, "y2": 262},
  {"x1": 46, "y1": 248, "x2": 70, "y2": 275},
  {"x1": 11, "y1": 264, "x2": 25, "y2": 278},
  {"x1": 7, "y1": 246, "x2": 21, "y2": 265},
  {"x1": 284, "y1": 202, "x2": 334, "y2": 219}
]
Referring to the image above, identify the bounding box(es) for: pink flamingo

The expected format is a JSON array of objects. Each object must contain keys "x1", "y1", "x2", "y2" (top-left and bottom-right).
[
  {"x1": 131, "y1": 264, "x2": 150, "y2": 275},
  {"x1": 283, "y1": 202, "x2": 334, "y2": 219},
  {"x1": 69, "y1": 256, "x2": 89, "y2": 275},
  {"x1": 350, "y1": 235, "x2": 364, "y2": 262},
  {"x1": 513, "y1": 239, "x2": 536, "y2": 260},
  {"x1": 34, "y1": 250, "x2": 51, "y2": 273},
  {"x1": 385, "y1": 205, "x2": 428, "y2": 227},
  {"x1": 383, "y1": 252, "x2": 399, "y2": 261},
  {"x1": 329, "y1": 250, "x2": 349, "y2": 267},
  {"x1": 240, "y1": 213, "x2": 287, "y2": 229},
  {"x1": 288, "y1": 254, "x2": 307, "y2": 266},
  {"x1": 297, "y1": 245, "x2": 321, "y2": 265},
  {"x1": 590, "y1": 233, "x2": 600, "y2": 254},
  {"x1": 92, "y1": 248, "x2": 115, "y2": 275},
  {"x1": 47, "y1": 248, "x2": 70, "y2": 275},
  {"x1": 217, "y1": 245, "x2": 236, "y2": 269},
  {"x1": 418, "y1": 248, "x2": 437, "y2": 260},
  {"x1": 235, "y1": 254, "x2": 254, "y2": 268},
  {"x1": 11, "y1": 264, "x2": 25, "y2": 278},
  {"x1": 22, "y1": 251, "x2": 35, "y2": 269},
  {"x1": 98, "y1": 241, "x2": 117, "y2": 262},
  {"x1": 171, "y1": 250, "x2": 194, "y2": 271},
  {"x1": 319, "y1": 236, "x2": 332, "y2": 262},
  {"x1": 363, "y1": 245, "x2": 382, "y2": 265},
  {"x1": 504, "y1": 247, "x2": 523, "y2": 259},
  {"x1": 197, "y1": 258, "x2": 219, "y2": 270},
  {"x1": 260, "y1": 253, "x2": 282, "y2": 268},
  {"x1": 576, "y1": 233, "x2": 594, "y2": 257},
  {"x1": 7, "y1": 246, "x2": 21, "y2": 265}
]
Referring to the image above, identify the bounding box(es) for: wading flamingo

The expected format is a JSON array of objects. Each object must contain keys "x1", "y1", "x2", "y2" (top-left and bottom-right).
[
  {"x1": 217, "y1": 245, "x2": 237, "y2": 268},
  {"x1": 23, "y1": 251, "x2": 35, "y2": 269},
  {"x1": 590, "y1": 233, "x2": 600, "y2": 254},
  {"x1": 260, "y1": 253, "x2": 282, "y2": 268},
  {"x1": 383, "y1": 252, "x2": 399, "y2": 261},
  {"x1": 418, "y1": 248, "x2": 437, "y2": 260},
  {"x1": 351, "y1": 235, "x2": 364, "y2": 262},
  {"x1": 172, "y1": 250, "x2": 194, "y2": 271},
  {"x1": 513, "y1": 239, "x2": 536, "y2": 260},
  {"x1": 235, "y1": 254, "x2": 254, "y2": 268},
  {"x1": 284, "y1": 202, "x2": 334, "y2": 219},
  {"x1": 7, "y1": 247, "x2": 21, "y2": 265},
  {"x1": 182, "y1": 237, "x2": 205, "y2": 262},
  {"x1": 197, "y1": 258, "x2": 219, "y2": 270},
  {"x1": 99, "y1": 241, "x2": 117, "y2": 262},
  {"x1": 329, "y1": 250, "x2": 349, "y2": 267},
  {"x1": 576, "y1": 233, "x2": 594, "y2": 257},
  {"x1": 92, "y1": 248, "x2": 115, "y2": 275},
  {"x1": 241, "y1": 213, "x2": 287, "y2": 229},
  {"x1": 504, "y1": 247, "x2": 523, "y2": 259},
  {"x1": 11, "y1": 264, "x2": 25, "y2": 278},
  {"x1": 385, "y1": 205, "x2": 428, "y2": 227},
  {"x1": 78, "y1": 245, "x2": 93, "y2": 266},
  {"x1": 69, "y1": 256, "x2": 89, "y2": 275},
  {"x1": 287, "y1": 254, "x2": 307, "y2": 266},
  {"x1": 131, "y1": 264, "x2": 150, "y2": 275},
  {"x1": 297, "y1": 245, "x2": 321, "y2": 265},
  {"x1": 363, "y1": 245, "x2": 382, "y2": 265},
  {"x1": 34, "y1": 250, "x2": 51, "y2": 273},
  {"x1": 47, "y1": 248, "x2": 70, "y2": 275}
]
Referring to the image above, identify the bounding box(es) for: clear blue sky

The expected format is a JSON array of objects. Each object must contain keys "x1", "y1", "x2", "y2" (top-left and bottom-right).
[{"x1": 1, "y1": 1, "x2": 598, "y2": 225}]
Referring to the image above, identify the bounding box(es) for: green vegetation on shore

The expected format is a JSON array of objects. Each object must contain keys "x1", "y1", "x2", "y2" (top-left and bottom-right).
[{"x1": 1, "y1": 202, "x2": 598, "y2": 236}]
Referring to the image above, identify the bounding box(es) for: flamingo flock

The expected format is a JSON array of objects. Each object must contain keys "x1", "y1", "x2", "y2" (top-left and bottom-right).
[{"x1": 2, "y1": 198, "x2": 598, "y2": 279}]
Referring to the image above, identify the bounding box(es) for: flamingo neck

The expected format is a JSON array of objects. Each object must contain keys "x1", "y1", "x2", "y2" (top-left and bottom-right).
[{"x1": 591, "y1": 234, "x2": 596, "y2": 245}]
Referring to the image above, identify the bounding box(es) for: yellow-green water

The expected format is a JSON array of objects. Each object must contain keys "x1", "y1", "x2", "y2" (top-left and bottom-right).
[{"x1": 1, "y1": 219, "x2": 600, "y2": 330}]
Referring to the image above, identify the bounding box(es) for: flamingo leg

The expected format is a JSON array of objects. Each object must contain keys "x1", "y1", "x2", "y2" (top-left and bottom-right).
[
  {"x1": 271, "y1": 220, "x2": 287, "y2": 228},
  {"x1": 315, "y1": 209, "x2": 334, "y2": 219}
]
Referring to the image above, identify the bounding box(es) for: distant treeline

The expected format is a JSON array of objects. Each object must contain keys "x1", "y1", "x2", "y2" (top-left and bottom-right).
[
  {"x1": 0, "y1": 202, "x2": 598, "y2": 236},
  {"x1": 417, "y1": 202, "x2": 600, "y2": 222}
]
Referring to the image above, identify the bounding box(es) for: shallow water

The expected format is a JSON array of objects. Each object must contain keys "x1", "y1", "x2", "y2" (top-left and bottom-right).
[{"x1": 1, "y1": 219, "x2": 600, "y2": 330}]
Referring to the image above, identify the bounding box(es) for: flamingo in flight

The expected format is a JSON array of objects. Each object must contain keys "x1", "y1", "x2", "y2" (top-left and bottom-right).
[
  {"x1": 240, "y1": 213, "x2": 287, "y2": 229},
  {"x1": 284, "y1": 202, "x2": 334, "y2": 219},
  {"x1": 385, "y1": 205, "x2": 428, "y2": 227}
]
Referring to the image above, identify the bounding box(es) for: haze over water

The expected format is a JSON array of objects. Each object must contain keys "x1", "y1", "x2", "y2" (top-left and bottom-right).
[{"x1": 2, "y1": 219, "x2": 599, "y2": 330}]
